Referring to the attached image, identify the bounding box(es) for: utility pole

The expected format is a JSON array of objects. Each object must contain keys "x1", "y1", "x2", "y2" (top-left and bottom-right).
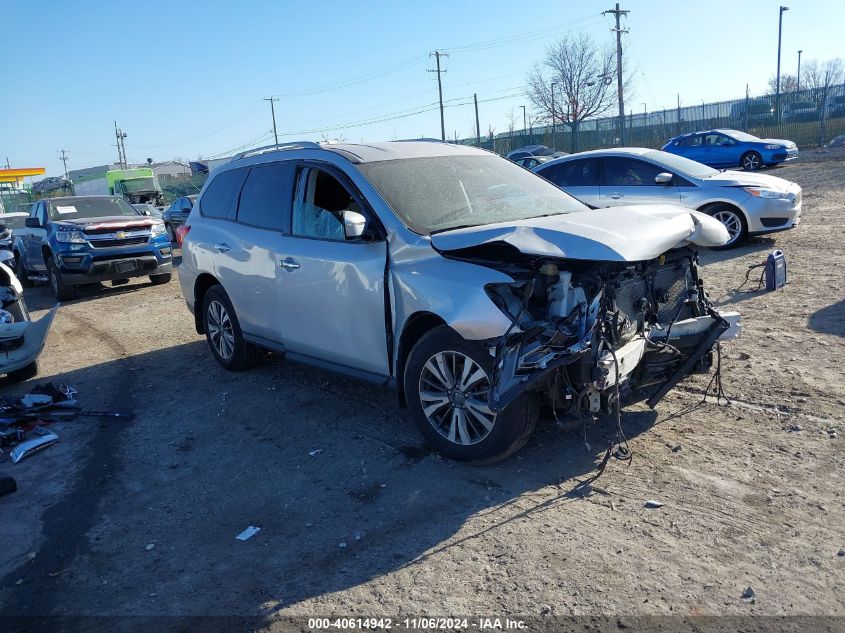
[
  {"x1": 473, "y1": 93, "x2": 481, "y2": 147},
  {"x1": 776, "y1": 5, "x2": 789, "y2": 124},
  {"x1": 604, "y1": 3, "x2": 629, "y2": 145},
  {"x1": 114, "y1": 121, "x2": 124, "y2": 168},
  {"x1": 119, "y1": 129, "x2": 128, "y2": 168},
  {"x1": 58, "y1": 149, "x2": 69, "y2": 178},
  {"x1": 429, "y1": 51, "x2": 448, "y2": 141},
  {"x1": 520, "y1": 105, "x2": 527, "y2": 137},
  {"x1": 797, "y1": 49, "x2": 802, "y2": 92},
  {"x1": 550, "y1": 82, "x2": 557, "y2": 149},
  {"x1": 264, "y1": 97, "x2": 279, "y2": 146}
]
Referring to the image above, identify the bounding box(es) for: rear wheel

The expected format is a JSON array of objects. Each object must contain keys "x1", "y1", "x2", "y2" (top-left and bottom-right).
[
  {"x1": 47, "y1": 258, "x2": 76, "y2": 301},
  {"x1": 741, "y1": 151, "x2": 762, "y2": 171},
  {"x1": 706, "y1": 204, "x2": 747, "y2": 249},
  {"x1": 202, "y1": 285, "x2": 260, "y2": 371},
  {"x1": 405, "y1": 326, "x2": 538, "y2": 463}
]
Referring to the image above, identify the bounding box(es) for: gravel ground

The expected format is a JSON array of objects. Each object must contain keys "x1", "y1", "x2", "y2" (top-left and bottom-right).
[{"x1": 0, "y1": 152, "x2": 842, "y2": 627}]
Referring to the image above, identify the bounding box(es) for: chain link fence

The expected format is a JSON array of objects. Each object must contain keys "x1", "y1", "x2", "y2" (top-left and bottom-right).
[{"x1": 471, "y1": 84, "x2": 845, "y2": 156}]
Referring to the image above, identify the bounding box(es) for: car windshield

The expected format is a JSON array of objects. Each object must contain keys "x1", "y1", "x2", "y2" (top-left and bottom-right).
[
  {"x1": 722, "y1": 130, "x2": 759, "y2": 142},
  {"x1": 644, "y1": 150, "x2": 719, "y2": 179},
  {"x1": 356, "y1": 154, "x2": 587, "y2": 234},
  {"x1": 47, "y1": 197, "x2": 140, "y2": 220}
]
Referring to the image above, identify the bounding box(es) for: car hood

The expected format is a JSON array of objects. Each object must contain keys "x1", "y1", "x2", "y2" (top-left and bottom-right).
[
  {"x1": 54, "y1": 216, "x2": 158, "y2": 230},
  {"x1": 758, "y1": 138, "x2": 796, "y2": 148},
  {"x1": 701, "y1": 170, "x2": 794, "y2": 192},
  {"x1": 429, "y1": 204, "x2": 728, "y2": 262}
]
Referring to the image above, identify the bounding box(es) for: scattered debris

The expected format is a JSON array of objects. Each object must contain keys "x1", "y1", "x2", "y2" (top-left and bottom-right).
[
  {"x1": 10, "y1": 428, "x2": 59, "y2": 464},
  {"x1": 645, "y1": 500, "x2": 664, "y2": 509},
  {"x1": 741, "y1": 586, "x2": 756, "y2": 602},
  {"x1": 539, "y1": 605, "x2": 551, "y2": 615},
  {"x1": 838, "y1": 549, "x2": 845, "y2": 557},
  {"x1": 308, "y1": 449, "x2": 323, "y2": 457},
  {"x1": 145, "y1": 543, "x2": 156, "y2": 551},
  {"x1": 235, "y1": 526, "x2": 261, "y2": 541},
  {"x1": 788, "y1": 424, "x2": 803, "y2": 432}
]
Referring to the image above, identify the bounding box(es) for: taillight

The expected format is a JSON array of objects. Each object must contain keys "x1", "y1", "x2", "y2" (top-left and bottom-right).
[{"x1": 175, "y1": 225, "x2": 191, "y2": 246}]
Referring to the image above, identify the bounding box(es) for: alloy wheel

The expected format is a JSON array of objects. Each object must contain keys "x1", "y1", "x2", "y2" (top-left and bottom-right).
[
  {"x1": 418, "y1": 350, "x2": 497, "y2": 446},
  {"x1": 742, "y1": 153, "x2": 761, "y2": 170},
  {"x1": 713, "y1": 210, "x2": 743, "y2": 244},
  {"x1": 207, "y1": 300, "x2": 235, "y2": 360}
]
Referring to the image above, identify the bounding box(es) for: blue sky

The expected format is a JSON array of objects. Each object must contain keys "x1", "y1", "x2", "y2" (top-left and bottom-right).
[{"x1": 2, "y1": 0, "x2": 842, "y2": 178}]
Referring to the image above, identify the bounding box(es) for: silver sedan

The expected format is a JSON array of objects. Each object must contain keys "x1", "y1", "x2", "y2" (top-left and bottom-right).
[{"x1": 533, "y1": 148, "x2": 802, "y2": 248}]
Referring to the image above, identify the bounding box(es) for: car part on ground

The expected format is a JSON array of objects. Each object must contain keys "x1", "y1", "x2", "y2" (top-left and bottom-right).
[
  {"x1": 179, "y1": 141, "x2": 741, "y2": 463},
  {"x1": 533, "y1": 147, "x2": 802, "y2": 249},
  {"x1": 0, "y1": 253, "x2": 55, "y2": 380}
]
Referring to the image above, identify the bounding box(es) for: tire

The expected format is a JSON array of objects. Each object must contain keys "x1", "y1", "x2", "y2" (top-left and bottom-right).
[
  {"x1": 6, "y1": 360, "x2": 38, "y2": 382},
  {"x1": 705, "y1": 204, "x2": 747, "y2": 249},
  {"x1": 14, "y1": 252, "x2": 32, "y2": 288},
  {"x1": 404, "y1": 325, "x2": 539, "y2": 464},
  {"x1": 201, "y1": 284, "x2": 260, "y2": 371},
  {"x1": 741, "y1": 151, "x2": 762, "y2": 171},
  {"x1": 47, "y1": 258, "x2": 76, "y2": 301},
  {"x1": 165, "y1": 223, "x2": 175, "y2": 243},
  {"x1": 149, "y1": 273, "x2": 172, "y2": 285}
]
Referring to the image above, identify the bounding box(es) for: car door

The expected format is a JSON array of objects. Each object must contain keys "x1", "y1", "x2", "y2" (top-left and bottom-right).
[
  {"x1": 215, "y1": 161, "x2": 295, "y2": 342},
  {"x1": 699, "y1": 132, "x2": 736, "y2": 168},
  {"x1": 273, "y1": 164, "x2": 389, "y2": 376},
  {"x1": 677, "y1": 134, "x2": 705, "y2": 163},
  {"x1": 598, "y1": 157, "x2": 680, "y2": 207},
  {"x1": 536, "y1": 158, "x2": 601, "y2": 207},
  {"x1": 26, "y1": 202, "x2": 49, "y2": 270}
]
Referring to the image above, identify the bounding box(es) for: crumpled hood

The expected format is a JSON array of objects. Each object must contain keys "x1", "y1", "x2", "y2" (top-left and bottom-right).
[
  {"x1": 54, "y1": 216, "x2": 157, "y2": 230},
  {"x1": 430, "y1": 204, "x2": 728, "y2": 262},
  {"x1": 702, "y1": 170, "x2": 793, "y2": 192}
]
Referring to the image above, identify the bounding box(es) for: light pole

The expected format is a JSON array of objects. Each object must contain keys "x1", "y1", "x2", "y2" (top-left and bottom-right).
[
  {"x1": 550, "y1": 82, "x2": 558, "y2": 149},
  {"x1": 776, "y1": 5, "x2": 789, "y2": 123},
  {"x1": 520, "y1": 105, "x2": 527, "y2": 137},
  {"x1": 797, "y1": 49, "x2": 803, "y2": 92}
]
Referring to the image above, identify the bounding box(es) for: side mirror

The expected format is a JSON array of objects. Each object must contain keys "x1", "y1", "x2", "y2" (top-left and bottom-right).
[
  {"x1": 654, "y1": 172, "x2": 673, "y2": 185},
  {"x1": 343, "y1": 210, "x2": 367, "y2": 239},
  {"x1": 25, "y1": 217, "x2": 42, "y2": 228}
]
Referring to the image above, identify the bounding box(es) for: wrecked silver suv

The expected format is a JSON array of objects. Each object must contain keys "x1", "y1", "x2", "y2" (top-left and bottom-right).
[{"x1": 179, "y1": 141, "x2": 740, "y2": 463}]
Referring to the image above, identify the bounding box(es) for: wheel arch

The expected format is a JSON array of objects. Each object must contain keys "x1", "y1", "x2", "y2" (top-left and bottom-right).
[
  {"x1": 395, "y1": 311, "x2": 447, "y2": 408},
  {"x1": 697, "y1": 200, "x2": 750, "y2": 226},
  {"x1": 193, "y1": 273, "x2": 221, "y2": 334}
]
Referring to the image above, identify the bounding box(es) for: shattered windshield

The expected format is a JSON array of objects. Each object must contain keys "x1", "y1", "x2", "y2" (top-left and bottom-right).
[{"x1": 357, "y1": 154, "x2": 587, "y2": 234}]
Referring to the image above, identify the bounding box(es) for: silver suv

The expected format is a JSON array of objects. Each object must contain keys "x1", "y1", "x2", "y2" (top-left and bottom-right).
[{"x1": 178, "y1": 141, "x2": 740, "y2": 463}]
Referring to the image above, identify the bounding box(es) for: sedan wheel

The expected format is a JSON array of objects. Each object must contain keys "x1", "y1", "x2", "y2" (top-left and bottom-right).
[
  {"x1": 741, "y1": 151, "x2": 762, "y2": 171},
  {"x1": 708, "y1": 205, "x2": 747, "y2": 249},
  {"x1": 419, "y1": 350, "x2": 497, "y2": 446}
]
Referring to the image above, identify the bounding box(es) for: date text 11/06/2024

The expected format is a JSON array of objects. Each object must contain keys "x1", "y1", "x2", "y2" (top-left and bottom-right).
[{"x1": 308, "y1": 617, "x2": 527, "y2": 630}]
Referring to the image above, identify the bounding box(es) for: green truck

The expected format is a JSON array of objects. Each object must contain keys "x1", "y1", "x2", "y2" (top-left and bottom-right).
[{"x1": 73, "y1": 168, "x2": 164, "y2": 205}]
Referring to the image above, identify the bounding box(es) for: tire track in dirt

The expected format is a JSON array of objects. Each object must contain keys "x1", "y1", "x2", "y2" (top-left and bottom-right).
[{"x1": 0, "y1": 308, "x2": 135, "y2": 616}]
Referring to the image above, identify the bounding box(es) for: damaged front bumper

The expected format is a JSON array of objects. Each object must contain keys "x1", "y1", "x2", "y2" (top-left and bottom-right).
[
  {"x1": 0, "y1": 308, "x2": 56, "y2": 375},
  {"x1": 484, "y1": 250, "x2": 741, "y2": 415}
]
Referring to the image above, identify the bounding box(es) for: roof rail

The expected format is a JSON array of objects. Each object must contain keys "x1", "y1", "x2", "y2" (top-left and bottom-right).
[{"x1": 233, "y1": 142, "x2": 321, "y2": 161}]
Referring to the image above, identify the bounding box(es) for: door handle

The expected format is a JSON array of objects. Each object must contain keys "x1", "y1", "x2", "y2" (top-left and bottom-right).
[
  {"x1": 214, "y1": 242, "x2": 231, "y2": 253},
  {"x1": 608, "y1": 192, "x2": 623, "y2": 199},
  {"x1": 280, "y1": 257, "x2": 300, "y2": 271}
]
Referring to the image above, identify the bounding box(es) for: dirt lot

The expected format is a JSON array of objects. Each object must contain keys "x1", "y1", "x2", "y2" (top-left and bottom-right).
[{"x1": 0, "y1": 152, "x2": 843, "y2": 628}]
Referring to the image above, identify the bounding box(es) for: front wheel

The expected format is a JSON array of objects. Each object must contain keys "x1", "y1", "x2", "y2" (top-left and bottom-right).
[
  {"x1": 404, "y1": 326, "x2": 538, "y2": 464},
  {"x1": 741, "y1": 151, "x2": 762, "y2": 171},
  {"x1": 47, "y1": 258, "x2": 76, "y2": 301},
  {"x1": 201, "y1": 285, "x2": 260, "y2": 371},
  {"x1": 14, "y1": 252, "x2": 32, "y2": 288},
  {"x1": 149, "y1": 273, "x2": 172, "y2": 285}
]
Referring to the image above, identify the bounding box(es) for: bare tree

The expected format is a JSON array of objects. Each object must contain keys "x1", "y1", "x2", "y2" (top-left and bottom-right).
[
  {"x1": 802, "y1": 58, "x2": 844, "y2": 144},
  {"x1": 526, "y1": 33, "x2": 630, "y2": 151},
  {"x1": 767, "y1": 73, "x2": 798, "y2": 95},
  {"x1": 504, "y1": 108, "x2": 517, "y2": 136}
]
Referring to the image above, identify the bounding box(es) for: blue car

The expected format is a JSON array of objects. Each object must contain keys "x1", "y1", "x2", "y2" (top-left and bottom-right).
[{"x1": 661, "y1": 129, "x2": 798, "y2": 171}]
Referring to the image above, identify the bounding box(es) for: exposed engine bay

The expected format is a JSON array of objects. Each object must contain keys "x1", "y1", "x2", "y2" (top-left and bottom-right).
[{"x1": 471, "y1": 246, "x2": 741, "y2": 416}]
